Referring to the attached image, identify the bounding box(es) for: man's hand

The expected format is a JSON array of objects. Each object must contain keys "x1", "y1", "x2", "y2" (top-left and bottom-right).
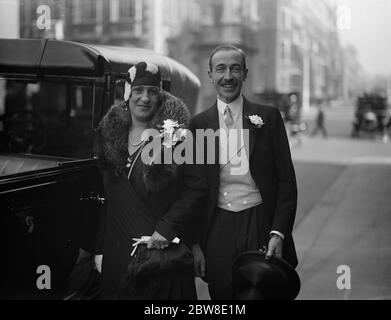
[
  {"x1": 94, "y1": 255, "x2": 103, "y2": 273},
  {"x1": 192, "y1": 244, "x2": 206, "y2": 279},
  {"x1": 147, "y1": 231, "x2": 169, "y2": 250},
  {"x1": 266, "y1": 234, "x2": 283, "y2": 259}
]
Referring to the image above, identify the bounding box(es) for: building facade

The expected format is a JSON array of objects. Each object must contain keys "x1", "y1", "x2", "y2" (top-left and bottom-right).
[
  {"x1": 18, "y1": 0, "x2": 153, "y2": 48},
  {"x1": 341, "y1": 45, "x2": 365, "y2": 101},
  {"x1": 15, "y1": 0, "x2": 360, "y2": 113},
  {"x1": 167, "y1": 0, "x2": 261, "y2": 109},
  {"x1": 254, "y1": 0, "x2": 345, "y2": 111},
  {"x1": 167, "y1": 0, "x2": 348, "y2": 111}
]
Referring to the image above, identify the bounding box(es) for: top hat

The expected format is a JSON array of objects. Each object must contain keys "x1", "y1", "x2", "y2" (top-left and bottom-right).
[{"x1": 232, "y1": 251, "x2": 300, "y2": 300}]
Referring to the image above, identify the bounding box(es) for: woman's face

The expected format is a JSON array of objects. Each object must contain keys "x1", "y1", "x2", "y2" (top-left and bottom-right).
[{"x1": 129, "y1": 85, "x2": 160, "y2": 123}]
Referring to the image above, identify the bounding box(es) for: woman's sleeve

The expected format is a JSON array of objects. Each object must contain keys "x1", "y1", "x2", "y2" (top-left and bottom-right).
[{"x1": 155, "y1": 161, "x2": 206, "y2": 242}]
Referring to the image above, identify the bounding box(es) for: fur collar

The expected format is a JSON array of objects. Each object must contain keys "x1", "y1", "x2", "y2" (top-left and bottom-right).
[{"x1": 95, "y1": 91, "x2": 191, "y2": 192}]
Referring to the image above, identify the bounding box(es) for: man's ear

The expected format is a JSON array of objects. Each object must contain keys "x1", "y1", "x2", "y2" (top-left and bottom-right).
[
  {"x1": 208, "y1": 69, "x2": 213, "y2": 82},
  {"x1": 243, "y1": 68, "x2": 249, "y2": 82}
]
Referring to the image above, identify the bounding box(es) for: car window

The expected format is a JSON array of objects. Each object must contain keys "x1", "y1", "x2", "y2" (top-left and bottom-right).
[{"x1": 0, "y1": 78, "x2": 95, "y2": 159}]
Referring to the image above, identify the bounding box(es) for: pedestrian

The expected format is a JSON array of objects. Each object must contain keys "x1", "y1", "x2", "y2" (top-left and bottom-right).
[
  {"x1": 311, "y1": 101, "x2": 328, "y2": 138},
  {"x1": 93, "y1": 61, "x2": 205, "y2": 299},
  {"x1": 190, "y1": 44, "x2": 298, "y2": 300}
]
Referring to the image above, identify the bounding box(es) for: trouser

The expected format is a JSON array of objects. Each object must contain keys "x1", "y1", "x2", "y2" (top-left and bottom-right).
[
  {"x1": 311, "y1": 124, "x2": 328, "y2": 137},
  {"x1": 205, "y1": 204, "x2": 263, "y2": 300}
]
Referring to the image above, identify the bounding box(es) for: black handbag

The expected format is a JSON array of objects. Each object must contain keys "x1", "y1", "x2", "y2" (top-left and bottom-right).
[
  {"x1": 129, "y1": 242, "x2": 193, "y2": 277},
  {"x1": 117, "y1": 242, "x2": 194, "y2": 299}
]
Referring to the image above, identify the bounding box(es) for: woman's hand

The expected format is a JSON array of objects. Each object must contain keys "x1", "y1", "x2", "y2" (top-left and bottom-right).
[
  {"x1": 94, "y1": 255, "x2": 103, "y2": 273},
  {"x1": 147, "y1": 231, "x2": 169, "y2": 249}
]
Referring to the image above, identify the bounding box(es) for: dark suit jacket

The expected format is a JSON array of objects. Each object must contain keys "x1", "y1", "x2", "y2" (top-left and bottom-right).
[{"x1": 190, "y1": 96, "x2": 298, "y2": 268}]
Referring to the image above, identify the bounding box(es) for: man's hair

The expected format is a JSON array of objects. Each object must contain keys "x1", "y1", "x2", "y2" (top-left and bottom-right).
[{"x1": 208, "y1": 44, "x2": 247, "y2": 71}]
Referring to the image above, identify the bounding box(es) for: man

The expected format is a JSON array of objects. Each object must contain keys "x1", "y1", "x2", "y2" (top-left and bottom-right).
[
  {"x1": 191, "y1": 44, "x2": 298, "y2": 300},
  {"x1": 311, "y1": 100, "x2": 328, "y2": 138}
]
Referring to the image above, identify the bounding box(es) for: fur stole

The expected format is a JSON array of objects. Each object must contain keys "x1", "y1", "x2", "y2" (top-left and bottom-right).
[{"x1": 95, "y1": 91, "x2": 191, "y2": 193}]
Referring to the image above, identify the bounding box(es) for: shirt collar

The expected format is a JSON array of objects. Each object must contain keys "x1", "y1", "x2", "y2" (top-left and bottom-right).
[{"x1": 217, "y1": 95, "x2": 243, "y2": 118}]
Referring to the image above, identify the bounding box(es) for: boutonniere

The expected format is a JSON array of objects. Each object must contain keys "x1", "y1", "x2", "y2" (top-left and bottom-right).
[
  {"x1": 247, "y1": 114, "x2": 265, "y2": 129},
  {"x1": 160, "y1": 119, "x2": 187, "y2": 149}
]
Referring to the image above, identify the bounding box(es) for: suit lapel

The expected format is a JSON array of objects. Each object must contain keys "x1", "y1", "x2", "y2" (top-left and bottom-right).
[
  {"x1": 242, "y1": 97, "x2": 258, "y2": 157},
  {"x1": 205, "y1": 102, "x2": 220, "y2": 165}
]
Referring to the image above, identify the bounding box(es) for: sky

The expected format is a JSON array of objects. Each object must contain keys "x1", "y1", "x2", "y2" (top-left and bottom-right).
[{"x1": 329, "y1": 0, "x2": 391, "y2": 76}]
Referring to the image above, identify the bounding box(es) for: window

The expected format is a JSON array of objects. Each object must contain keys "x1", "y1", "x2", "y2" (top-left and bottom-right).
[
  {"x1": 281, "y1": 9, "x2": 291, "y2": 29},
  {"x1": 118, "y1": 0, "x2": 136, "y2": 20},
  {"x1": 72, "y1": 0, "x2": 96, "y2": 24},
  {"x1": 280, "y1": 39, "x2": 291, "y2": 63},
  {"x1": 279, "y1": 74, "x2": 290, "y2": 92},
  {"x1": 110, "y1": 0, "x2": 119, "y2": 22},
  {"x1": 109, "y1": 0, "x2": 143, "y2": 36},
  {"x1": 0, "y1": 79, "x2": 97, "y2": 159},
  {"x1": 110, "y1": 0, "x2": 141, "y2": 21}
]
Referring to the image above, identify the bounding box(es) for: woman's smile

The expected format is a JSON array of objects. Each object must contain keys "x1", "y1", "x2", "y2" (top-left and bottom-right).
[{"x1": 137, "y1": 104, "x2": 151, "y2": 109}]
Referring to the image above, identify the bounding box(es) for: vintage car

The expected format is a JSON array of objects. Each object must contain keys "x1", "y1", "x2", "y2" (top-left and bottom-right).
[
  {"x1": 0, "y1": 38, "x2": 200, "y2": 299},
  {"x1": 351, "y1": 93, "x2": 391, "y2": 139}
]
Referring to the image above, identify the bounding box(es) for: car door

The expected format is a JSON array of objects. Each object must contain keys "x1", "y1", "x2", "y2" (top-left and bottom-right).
[{"x1": 0, "y1": 79, "x2": 105, "y2": 299}]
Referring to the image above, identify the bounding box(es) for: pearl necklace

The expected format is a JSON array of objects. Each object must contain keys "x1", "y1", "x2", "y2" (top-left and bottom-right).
[
  {"x1": 128, "y1": 137, "x2": 144, "y2": 147},
  {"x1": 128, "y1": 129, "x2": 146, "y2": 147}
]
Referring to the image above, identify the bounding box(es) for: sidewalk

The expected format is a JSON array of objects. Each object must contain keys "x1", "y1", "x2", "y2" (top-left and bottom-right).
[
  {"x1": 292, "y1": 137, "x2": 391, "y2": 299},
  {"x1": 294, "y1": 163, "x2": 391, "y2": 299},
  {"x1": 291, "y1": 136, "x2": 391, "y2": 165}
]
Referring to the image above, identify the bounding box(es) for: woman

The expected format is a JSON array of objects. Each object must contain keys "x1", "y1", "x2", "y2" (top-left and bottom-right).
[{"x1": 94, "y1": 61, "x2": 204, "y2": 299}]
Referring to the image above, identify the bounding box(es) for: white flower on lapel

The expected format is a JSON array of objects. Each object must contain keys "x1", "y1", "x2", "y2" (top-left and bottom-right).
[
  {"x1": 160, "y1": 119, "x2": 186, "y2": 148},
  {"x1": 162, "y1": 119, "x2": 179, "y2": 133},
  {"x1": 248, "y1": 115, "x2": 265, "y2": 128}
]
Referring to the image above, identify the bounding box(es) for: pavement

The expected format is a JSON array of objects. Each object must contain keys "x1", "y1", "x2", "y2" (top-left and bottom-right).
[
  {"x1": 291, "y1": 104, "x2": 391, "y2": 300},
  {"x1": 291, "y1": 136, "x2": 391, "y2": 165},
  {"x1": 292, "y1": 136, "x2": 391, "y2": 300}
]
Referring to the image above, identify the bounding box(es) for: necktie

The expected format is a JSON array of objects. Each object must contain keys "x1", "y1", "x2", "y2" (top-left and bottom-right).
[{"x1": 224, "y1": 105, "x2": 234, "y2": 129}]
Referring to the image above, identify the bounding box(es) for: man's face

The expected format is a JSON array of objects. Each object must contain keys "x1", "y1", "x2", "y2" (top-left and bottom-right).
[
  {"x1": 208, "y1": 49, "x2": 248, "y2": 104},
  {"x1": 129, "y1": 85, "x2": 160, "y2": 123}
]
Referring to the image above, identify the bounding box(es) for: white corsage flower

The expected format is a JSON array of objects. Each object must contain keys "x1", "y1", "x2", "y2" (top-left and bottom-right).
[
  {"x1": 248, "y1": 114, "x2": 265, "y2": 128},
  {"x1": 145, "y1": 62, "x2": 159, "y2": 74},
  {"x1": 124, "y1": 66, "x2": 137, "y2": 101},
  {"x1": 160, "y1": 119, "x2": 186, "y2": 148},
  {"x1": 162, "y1": 119, "x2": 179, "y2": 133},
  {"x1": 124, "y1": 82, "x2": 131, "y2": 102},
  {"x1": 128, "y1": 66, "x2": 137, "y2": 82}
]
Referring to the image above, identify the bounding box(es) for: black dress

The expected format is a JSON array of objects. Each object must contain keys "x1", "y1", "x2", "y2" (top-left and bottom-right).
[{"x1": 98, "y1": 146, "x2": 196, "y2": 299}]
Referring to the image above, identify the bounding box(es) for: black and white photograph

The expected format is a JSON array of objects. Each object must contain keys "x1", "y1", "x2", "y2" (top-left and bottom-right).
[{"x1": 0, "y1": 0, "x2": 390, "y2": 304}]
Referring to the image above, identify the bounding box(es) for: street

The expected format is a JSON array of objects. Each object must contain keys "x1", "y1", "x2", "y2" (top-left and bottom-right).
[
  {"x1": 293, "y1": 135, "x2": 391, "y2": 299},
  {"x1": 196, "y1": 103, "x2": 391, "y2": 300}
]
